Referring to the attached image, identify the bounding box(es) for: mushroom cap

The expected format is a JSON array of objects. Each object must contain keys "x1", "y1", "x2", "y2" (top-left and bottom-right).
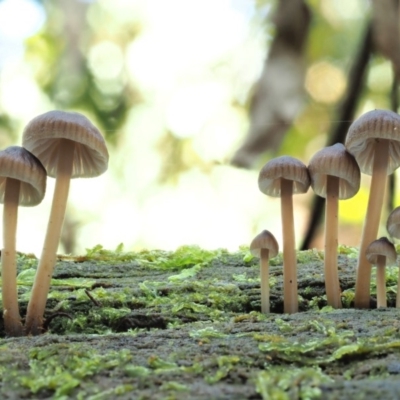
[
  {"x1": 0, "y1": 146, "x2": 46, "y2": 206},
  {"x1": 258, "y1": 156, "x2": 310, "y2": 197},
  {"x1": 365, "y1": 237, "x2": 397, "y2": 265},
  {"x1": 250, "y1": 230, "x2": 279, "y2": 258},
  {"x1": 387, "y1": 206, "x2": 400, "y2": 238},
  {"x1": 345, "y1": 109, "x2": 400, "y2": 175},
  {"x1": 308, "y1": 143, "x2": 361, "y2": 199},
  {"x1": 22, "y1": 110, "x2": 109, "y2": 178}
]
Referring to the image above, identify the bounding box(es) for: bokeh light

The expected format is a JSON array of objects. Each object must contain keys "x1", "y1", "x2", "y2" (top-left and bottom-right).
[
  {"x1": 0, "y1": 0, "x2": 45, "y2": 39},
  {"x1": 305, "y1": 61, "x2": 346, "y2": 104},
  {"x1": 88, "y1": 41, "x2": 124, "y2": 81}
]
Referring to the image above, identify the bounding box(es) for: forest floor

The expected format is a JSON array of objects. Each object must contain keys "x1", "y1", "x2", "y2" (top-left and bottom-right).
[{"x1": 1, "y1": 245, "x2": 400, "y2": 399}]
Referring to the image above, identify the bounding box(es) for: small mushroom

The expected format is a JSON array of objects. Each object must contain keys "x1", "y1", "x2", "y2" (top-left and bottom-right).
[
  {"x1": 365, "y1": 237, "x2": 396, "y2": 308},
  {"x1": 22, "y1": 110, "x2": 109, "y2": 335},
  {"x1": 0, "y1": 146, "x2": 46, "y2": 336},
  {"x1": 250, "y1": 230, "x2": 279, "y2": 314},
  {"x1": 386, "y1": 206, "x2": 400, "y2": 307},
  {"x1": 308, "y1": 143, "x2": 360, "y2": 308},
  {"x1": 258, "y1": 156, "x2": 310, "y2": 313},
  {"x1": 345, "y1": 109, "x2": 400, "y2": 308}
]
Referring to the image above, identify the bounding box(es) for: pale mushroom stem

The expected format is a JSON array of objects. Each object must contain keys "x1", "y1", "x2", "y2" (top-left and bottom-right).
[
  {"x1": 376, "y1": 255, "x2": 387, "y2": 308},
  {"x1": 396, "y1": 269, "x2": 400, "y2": 308},
  {"x1": 355, "y1": 139, "x2": 389, "y2": 308},
  {"x1": 2, "y1": 178, "x2": 23, "y2": 336},
  {"x1": 260, "y1": 248, "x2": 270, "y2": 314},
  {"x1": 324, "y1": 175, "x2": 342, "y2": 308},
  {"x1": 280, "y1": 178, "x2": 298, "y2": 314},
  {"x1": 25, "y1": 139, "x2": 75, "y2": 335}
]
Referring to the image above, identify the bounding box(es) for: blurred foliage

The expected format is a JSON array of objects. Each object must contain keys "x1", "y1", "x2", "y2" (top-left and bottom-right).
[
  {"x1": 25, "y1": 0, "x2": 142, "y2": 144},
  {"x1": 0, "y1": 0, "x2": 389, "y2": 174},
  {"x1": 0, "y1": 114, "x2": 18, "y2": 146}
]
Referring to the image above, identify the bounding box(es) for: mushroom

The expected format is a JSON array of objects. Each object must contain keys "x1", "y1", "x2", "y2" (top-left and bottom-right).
[
  {"x1": 250, "y1": 230, "x2": 279, "y2": 314},
  {"x1": 345, "y1": 109, "x2": 400, "y2": 308},
  {"x1": 22, "y1": 110, "x2": 109, "y2": 335},
  {"x1": 308, "y1": 143, "x2": 360, "y2": 308},
  {"x1": 365, "y1": 237, "x2": 396, "y2": 308},
  {"x1": 386, "y1": 206, "x2": 400, "y2": 307},
  {"x1": 0, "y1": 146, "x2": 46, "y2": 336},
  {"x1": 258, "y1": 156, "x2": 310, "y2": 313}
]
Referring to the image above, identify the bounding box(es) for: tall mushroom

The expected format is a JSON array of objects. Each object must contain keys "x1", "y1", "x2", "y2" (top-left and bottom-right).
[
  {"x1": 365, "y1": 237, "x2": 396, "y2": 308},
  {"x1": 250, "y1": 230, "x2": 279, "y2": 314},
  {"x1": 308, "y1": 143, "x2": 360, "y2": 308},
  {"x1": 386, "y1": 206, "x2": 400, "y2": 307},
  {"x1": 22, "y1": 110, "x2": 109, "y2": 335},
  {"x1": 0, "y1": 146, "x2": 46, "y2": 336},
  {"x1": 345, "y1": 109, "x2": 400, "y2": 308},
  {"x1": 258, "y1": 156, "x2": 310, "y2": 313}
]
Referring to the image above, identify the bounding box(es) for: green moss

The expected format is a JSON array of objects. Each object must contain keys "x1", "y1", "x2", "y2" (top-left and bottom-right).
[
  {"x1": 82, "y1": 244, "x2": 226, "y2": 271},
  {"x1": 147, "y1": 355, "x2": 179, "y2": 371},
  {"x1": 189, "y1": 326, "x2": 227, "y2": 339},
  {"x1": 160, "y1": 381, "x2": 188, "y2": 392},
  {"x1": 256, "y1": 367, "x2": 333, "y2": 400},
  {"x1": 18, "y1": 345, "x2": 132, "y2": 397},
  {"x1": 338, "y1": 245, "x2": 359, "y2": 257},
  {"x1": 205, "y1": 355, "x2": 241, "y2": 383}
]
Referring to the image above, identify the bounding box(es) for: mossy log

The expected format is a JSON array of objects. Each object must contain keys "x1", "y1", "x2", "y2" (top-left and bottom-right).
[{"x1": 1, "y1": 245, "x2": 400, "y2": 399}]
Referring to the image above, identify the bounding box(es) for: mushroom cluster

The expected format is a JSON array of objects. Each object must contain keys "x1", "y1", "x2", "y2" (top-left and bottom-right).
[
  {"x1": 0, "y1": 110, "x2": 108, "y2": 336},
  {"x1": 253, "y1": 109, "x2": 400, "y2": 314}
]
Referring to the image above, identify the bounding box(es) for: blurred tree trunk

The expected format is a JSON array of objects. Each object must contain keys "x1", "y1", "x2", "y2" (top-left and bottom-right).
[
  {"x1": 47, "y1": 0, "x2": 89, "y2": 106},
  {"x1": 231, "y1": 0, "x2": 311, "y2": 168}
]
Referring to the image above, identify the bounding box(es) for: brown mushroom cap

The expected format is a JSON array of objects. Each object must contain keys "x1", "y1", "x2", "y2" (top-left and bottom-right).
[
  {"x1": 22, "y1": 110, "x2": 109, "y2": 178},
  {"x1": 365, "y1": 237, "x2": 397, "y2": 265},
  {"x1": 387, "y1": 207, "x2": 400, "y2": 238},
  {"x1": 0, "y1": 146, "x2": 46, "y2": 206},
  {"x1": 308, "y1": 143, "x2": 361, "y2": 199},
  {"x1": 345, "y1": 109, "x2": 400, "y2": 175},
  {"x1": 258, "y1": 156, "x2": 310, "y2": 197},
  {"x1": 250, "y1": 230, "x2": 279, "y2": 258}
]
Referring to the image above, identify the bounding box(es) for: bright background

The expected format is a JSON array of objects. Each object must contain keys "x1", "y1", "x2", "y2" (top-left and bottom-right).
[{"x1": 0, "y1": 0, "x2": 391, "y2": 255}]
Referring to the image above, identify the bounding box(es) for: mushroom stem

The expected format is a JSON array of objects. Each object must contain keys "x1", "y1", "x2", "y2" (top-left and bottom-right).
[
  {"x1": 324, "y1": 175, "x2": 342, "y2": 308},
  {"x1": 280, "y1": 177, "x2": 298, "y2": 313},
  {"x1": 376, "y1": 255, "x2": 387, "y2": 308},
  {"x1": 25, "y1": 139, "x2": 74, "y2": 335},
  {"x1": 2, "y1": 178, "x2": 23, "y2": 336},
  {"x1": 397, "y1": 270, "x2": 400, "y2": 308},
  {"x1": 260, "y1": 248, "x2": 270, "y2": 313},
  {"x1": 354, "y1": 139, "x2": 389, "y2": 308}
]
